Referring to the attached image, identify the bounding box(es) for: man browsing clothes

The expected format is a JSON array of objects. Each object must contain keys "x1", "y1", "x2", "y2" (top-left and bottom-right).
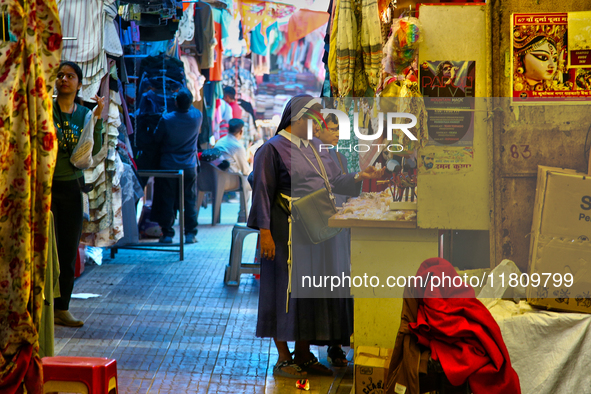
[{"x1": 152, "y1": 88, "x2": 202, "y2": 244}]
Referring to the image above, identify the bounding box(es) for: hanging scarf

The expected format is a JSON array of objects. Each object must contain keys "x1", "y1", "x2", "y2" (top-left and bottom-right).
[
  {"x1": 334, "y1": 0, "x2": 356, "y2": 98},
  {"x1": 328, "y1": 0, "x2": 339, "y2": 96},
  {"x1": 399, "y1": 81, "x2": 429, "y2": 151},
  {"x1": 361, "y1": 0, "x2": 383, "y2": 92}
]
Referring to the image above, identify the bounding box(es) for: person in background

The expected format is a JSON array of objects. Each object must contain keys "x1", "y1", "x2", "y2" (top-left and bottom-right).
[
  {"x1": 213, "y1": 87, "x2": 233, "y2": 142},
  {"x1": 215, "y1": 118, "x2": 252, "y2": 222},
  {"x1": 223, "y1": 85, "x2": 242, "y2": 119},
  {"x1": 152, "y1": 88, "x2": 202, "y2": 244},
  {"x1": 52, "y1": 61, "x2": 104, "y2": 327}
]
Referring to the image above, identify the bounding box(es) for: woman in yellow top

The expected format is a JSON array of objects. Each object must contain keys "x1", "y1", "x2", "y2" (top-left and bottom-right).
[{"x1": 52, "y1": 61, "x2": 104, "y2": 327}]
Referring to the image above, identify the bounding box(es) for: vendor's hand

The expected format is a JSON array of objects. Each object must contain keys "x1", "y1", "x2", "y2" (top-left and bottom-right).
[
  {"x1": 260, "y1": 228, "x2": 275, "y2": 261},
  {"x1": 359, "y1": 166, "x2": 386, "y2": 180},
  {"x1": 93, "y1": 95, "x2": 105, "y2": 118}
]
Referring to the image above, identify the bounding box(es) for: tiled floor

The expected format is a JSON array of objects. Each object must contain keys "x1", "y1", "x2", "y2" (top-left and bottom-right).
[{"x1": 54, "y1": 202, "x2": 353, "y2": 394}]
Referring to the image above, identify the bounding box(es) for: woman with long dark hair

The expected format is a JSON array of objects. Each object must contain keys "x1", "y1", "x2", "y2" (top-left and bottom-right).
[
  {"x1": 52, "y1": 61, "x2": 104, "y2": 327},
  {"x1": 248, "y1": 95, "x2": 384, "y2": 378}
]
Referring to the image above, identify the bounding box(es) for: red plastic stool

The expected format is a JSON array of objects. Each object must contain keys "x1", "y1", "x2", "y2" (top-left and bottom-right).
[{"x1": 42, "y1": 357, "x2": 118, "y2": 394}]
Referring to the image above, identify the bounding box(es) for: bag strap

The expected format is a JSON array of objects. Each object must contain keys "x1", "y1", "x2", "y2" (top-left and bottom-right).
[{"x1": 296, "y1": 142, "x2": 334, "y2": 195}]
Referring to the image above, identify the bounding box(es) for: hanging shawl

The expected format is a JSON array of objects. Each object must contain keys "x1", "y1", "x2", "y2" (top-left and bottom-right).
[
  {"x1": 361, "y1": 0, "x2": 383, "y2": 92},
  {"x1": 334, "y1": 0, "x2": 356, "y2": 98},
  {"x1": 398, "y1": 81, "x2": 428, "y2": 151},
  {"x1": 328, "y1": 0, "x2": 339, "y2": 96},
  {"x1": 352, "y1": 0, "x2": 367, "y2": 97}
]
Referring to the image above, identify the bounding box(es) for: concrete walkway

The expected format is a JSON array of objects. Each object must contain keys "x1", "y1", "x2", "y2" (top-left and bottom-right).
[{"x1": 54, "y1": 202, "x2": 353, "y2": 394}]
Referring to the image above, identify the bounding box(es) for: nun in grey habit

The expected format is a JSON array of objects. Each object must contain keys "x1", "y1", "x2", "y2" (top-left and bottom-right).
[{"x1": 247, "y1": 95, "x2": 384, "y2": 378}]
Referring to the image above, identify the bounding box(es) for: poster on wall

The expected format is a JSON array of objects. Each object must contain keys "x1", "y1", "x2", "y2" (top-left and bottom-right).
[
  {"x1": 511, "y1": 12, "x2": 591, "y2": 103},
  {"x1": 418, "y1": 146, "x2": 474, "y2": 175},
  {"x1": 419, "y1": 60, "x2": 475, "y2": 147},
  {"x1": 567, "y1": 11, "x2": 591, "y2": 68},
  {"x1": 418, "y1": 60, "x2": 475, "y2": 175}
]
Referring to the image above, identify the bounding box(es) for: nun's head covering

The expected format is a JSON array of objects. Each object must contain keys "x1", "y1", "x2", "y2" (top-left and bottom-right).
[{"x1": 275, "y1": 94, "x2": 323, "y2": 135}]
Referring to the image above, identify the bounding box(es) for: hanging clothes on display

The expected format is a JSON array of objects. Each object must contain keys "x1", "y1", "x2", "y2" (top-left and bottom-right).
[
  {"x1": 240, "y1": 106, "x2": 256, "y2": 146},
  {"x1": 104, "y1": 3, "x2": 123, "y2": 58},
  {"x1": 133, "y1": 54, "x2": 186, "y2": 173},
  {"x1": 249, "y1": 23, "x2": 268, "y2": 56},
  {"x1": 81, "y1": 67, "x2": 126, "y2": 247},
  {"x1": 330, "y1": 0, "x2": 356, "y2": 98},
  {"x1": 221, "y1": 66, "x2": 257, "y2": 105},
  {"x1": 0, "y1": 1, "x2": 62, "y2": 393},
  {"x1": 239, "y1": 0, "x2": 294, "y2": 52},
  {"x1": 176, "y1": 4, "x2": 195, "y2": 45},
  {"x1": 181, "y1": 55, "x2": 206, "y2": 102},
  {"x1": 361, "y1": 0, "x2": 382, "y2": 93},
  {"x1": 252, "y1": 53, "x2": 270, "y2": 76},
  {"x1": 59, "y1": 0, "x2": 115, "y2": 102},
  {"x1": 193, "y1": 0, "x2": 215, "y2": 71},
  {"x1": 286, "y1": 9, "x2": 329, "y2": 43},
  {"x1": 131, "y1": 1, "x2": 182, "y2": 42},
  {"x1": 210, "y1": 7, "x2": 231, "y2": 82},
  {"x1": 223, "y1": 7, "x2": 245, "y2": 57}
]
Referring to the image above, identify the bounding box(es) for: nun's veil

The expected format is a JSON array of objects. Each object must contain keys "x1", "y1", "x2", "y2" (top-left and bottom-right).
[{"x1": 275, "y1": 94, "x2": 323, "y2": 135}]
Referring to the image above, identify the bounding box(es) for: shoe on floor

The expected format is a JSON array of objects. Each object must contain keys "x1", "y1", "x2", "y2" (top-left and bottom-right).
[
  {"x1": 185, "y1": 234, "x2": 197, "y2": 244},
  {"x1": 327, "y1": 346, "x2": 348, "y2": 367},
  {"x1": 297, "y1": 353, "x2": 333, "y2": 376},
  {"x1": 159, "y1": 235, "x2": 173, "y2": 244},
  {"x1": 54, "y1": 310, "x2": 84, "y2": 327},
  {"x1": 273, "y1": 360, "x2": 307, "y2": 379}
]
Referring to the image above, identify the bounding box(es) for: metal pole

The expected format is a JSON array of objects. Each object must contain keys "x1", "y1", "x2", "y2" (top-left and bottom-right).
[{"x1": 179, "y1": 170, "x2": 184, "y2": 261}]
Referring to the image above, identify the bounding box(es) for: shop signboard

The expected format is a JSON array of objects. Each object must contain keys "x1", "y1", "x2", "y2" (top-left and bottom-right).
[{"x1": 512, "y1": 12, "x2": 591, "y2": 104}]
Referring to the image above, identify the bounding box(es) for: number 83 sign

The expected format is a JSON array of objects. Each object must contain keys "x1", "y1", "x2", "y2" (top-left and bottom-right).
[{"x1": 509, "y1": 144, "x2": 532, "y2": 159}]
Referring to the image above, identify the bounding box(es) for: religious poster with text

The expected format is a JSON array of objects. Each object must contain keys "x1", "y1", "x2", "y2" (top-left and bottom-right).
[{"x1": 512, "y1": 12, "x2": 591, "y2": 104}]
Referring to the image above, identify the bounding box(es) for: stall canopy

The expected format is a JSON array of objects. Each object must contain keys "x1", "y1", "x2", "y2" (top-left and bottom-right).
[
  {"x1": 239, "y1": 0, "x2": 329, "y2": 49},
  {"x1": 287, "y1": 9, "x2": 329, "y2": 42}
]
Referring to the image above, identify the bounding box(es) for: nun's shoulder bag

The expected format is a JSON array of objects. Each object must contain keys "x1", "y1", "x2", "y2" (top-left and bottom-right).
[{"x1": 291, "y1": 144, "x2": 342, "y2": 244}]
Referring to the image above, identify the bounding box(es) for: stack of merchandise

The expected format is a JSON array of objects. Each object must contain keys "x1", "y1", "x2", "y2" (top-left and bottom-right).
[
  {"x1": 296, "y1": 72, "x2": 318, "y2": 88},
  {"x1": 255, "y1": 95, "x2": 275, "y2": 120},
  {"x1": 255, "y1": 94, "x2": 291, "y2": 120},
  {"x1": 272, "y1": 95, "x2": 291, "y2": 118}
]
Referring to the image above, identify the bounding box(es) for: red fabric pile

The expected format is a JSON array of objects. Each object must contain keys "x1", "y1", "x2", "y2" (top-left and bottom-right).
[
  {"x1": 0, "y1": 344, "x2": 43, "y2": 394},
  {"x1": 408, "y1": 258, "x2": 521, "y2": 394}
]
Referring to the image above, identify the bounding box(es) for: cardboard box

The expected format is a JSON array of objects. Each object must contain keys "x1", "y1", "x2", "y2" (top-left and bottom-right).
[
  {"x1": 528, "y1": 166, "x2": 591, "y2": 313},
  {"x1": 355, "y1": 346, "x2": 394, "y2": 394}
]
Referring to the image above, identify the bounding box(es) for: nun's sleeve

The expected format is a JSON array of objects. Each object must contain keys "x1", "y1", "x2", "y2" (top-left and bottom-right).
[
  {"x1": 322, "y1": 149, "x2": 361, "y2": 197},
  {"x1": 247, "y1": 143, "x2": 278, "y2": 231}
]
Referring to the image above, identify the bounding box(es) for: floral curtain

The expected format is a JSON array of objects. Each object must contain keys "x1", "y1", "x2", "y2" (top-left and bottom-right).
[{"x1": 0, "y1": 0, "x2": 61, "y2": 393}]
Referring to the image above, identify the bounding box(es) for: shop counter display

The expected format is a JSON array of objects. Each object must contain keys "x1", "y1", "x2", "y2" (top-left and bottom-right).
[{"x1": 329, "y1": 190, "x2": 418, "y2": 229}]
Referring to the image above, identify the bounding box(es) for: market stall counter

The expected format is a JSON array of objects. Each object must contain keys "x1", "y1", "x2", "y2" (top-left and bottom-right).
[{"x1": 329, "y1": 211, "x2": 439, "y2": 350}]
